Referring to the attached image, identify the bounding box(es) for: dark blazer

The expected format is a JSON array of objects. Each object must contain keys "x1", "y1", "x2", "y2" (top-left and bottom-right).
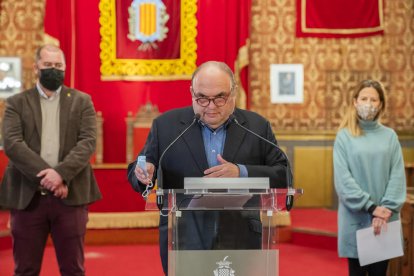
[
  {"x1": 0, "y1": 86, "x2": 102, "y2": 209},
  {"x1": 128, "y1": 106, "x2": 287, "y2": 192},
  {"x1": 127, "y1": 106, "x2": 288, "y2": 273}
]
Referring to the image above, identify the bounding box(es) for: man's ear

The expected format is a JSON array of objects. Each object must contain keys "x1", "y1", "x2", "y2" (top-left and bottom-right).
[{"x1": 33, "y1": 63, "x2": 39, "y2": 77}]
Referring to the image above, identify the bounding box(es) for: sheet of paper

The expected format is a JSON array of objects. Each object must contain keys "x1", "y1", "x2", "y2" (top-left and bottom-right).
[{"x1": 356, "y1": 220, "x2": 403, "y2": 266}]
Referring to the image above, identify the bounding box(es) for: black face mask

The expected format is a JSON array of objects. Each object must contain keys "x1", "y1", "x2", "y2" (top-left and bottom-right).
[{"x1": 39, "y1": 68, "x2": 65, "y2": 91}]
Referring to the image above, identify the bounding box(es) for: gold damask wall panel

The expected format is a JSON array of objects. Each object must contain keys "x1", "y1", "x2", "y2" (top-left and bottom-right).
[
  {"x1": 250, "y1": 0, "x2": 414, "y2": 132},
  {"x1": 293, "y1": 147, "x2": 333, "y2": 207},
  {"x1": 403, "y1": 148, "x2": 414, "y2": 163},
  {"x1": 0, "y1": 0, "x2": 45, "y2": 90}
]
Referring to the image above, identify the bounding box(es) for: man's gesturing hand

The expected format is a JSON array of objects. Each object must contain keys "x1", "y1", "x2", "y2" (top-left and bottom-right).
[{"x1": 204, "y1": 154, "x2": 240, "y2": 177}]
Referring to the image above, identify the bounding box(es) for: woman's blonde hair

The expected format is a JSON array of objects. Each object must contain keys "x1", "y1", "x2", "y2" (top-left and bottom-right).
[{"x1": 338, "y1": 80, "x2": 386, "y2": 136}]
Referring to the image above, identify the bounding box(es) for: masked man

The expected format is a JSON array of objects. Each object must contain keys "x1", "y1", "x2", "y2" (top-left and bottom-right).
[{"x1": 0, "y1": 44, "x2": 102, "y2": 276}]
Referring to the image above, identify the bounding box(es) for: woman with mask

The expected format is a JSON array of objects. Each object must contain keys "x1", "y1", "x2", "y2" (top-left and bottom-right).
[{"x1": 333, "y1": 80, "x2": 406, "y2": 276}]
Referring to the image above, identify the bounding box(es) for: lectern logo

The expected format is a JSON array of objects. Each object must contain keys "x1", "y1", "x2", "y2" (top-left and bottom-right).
[{"x1": 213, "y1": 256, "x2": 235, "y2": 276}]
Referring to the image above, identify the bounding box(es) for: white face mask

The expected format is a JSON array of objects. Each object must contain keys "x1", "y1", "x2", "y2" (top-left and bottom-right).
[{"x1": 356, "y1": 103, "x2": 379, "y2": 121}]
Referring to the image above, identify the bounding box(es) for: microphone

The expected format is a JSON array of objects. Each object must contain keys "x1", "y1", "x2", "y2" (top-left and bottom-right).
[
  {"x1": 228, "y1": 114, "x2": 294, "y2": 211},
  {"x1": 156, "y1": 113, "x2": 201, "y2": 210}
]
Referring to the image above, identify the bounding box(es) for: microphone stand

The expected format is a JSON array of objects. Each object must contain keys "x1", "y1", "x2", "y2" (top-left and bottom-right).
[
  {"x1": 156, "y1": 114, "x2": 201, "y2": 211},
  {"x1": 231, "y1": 115, "x2": 294, "y2": 211}
]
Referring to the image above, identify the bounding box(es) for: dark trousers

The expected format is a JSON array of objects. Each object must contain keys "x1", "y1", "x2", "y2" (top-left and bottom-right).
[
  {"x1": 348, "y1": 258, "x2": 389, "y2": 276},
  {"x1": 10, "y1": 192, "x2": 88, "y2": 276}
]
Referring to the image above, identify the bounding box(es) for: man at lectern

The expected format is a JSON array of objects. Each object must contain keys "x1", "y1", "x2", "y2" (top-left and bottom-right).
[{"x1": 127, "y1": 61, "x2": 288, "y2": 274}]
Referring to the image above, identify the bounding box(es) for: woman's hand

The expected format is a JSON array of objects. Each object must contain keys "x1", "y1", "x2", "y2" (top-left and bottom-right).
[
  {"x1": 372, "y1": 206, "x2": 392, "y2": 222},
  {"x1": 372, "y1": 217, "x2": 387, "y2": 235}
]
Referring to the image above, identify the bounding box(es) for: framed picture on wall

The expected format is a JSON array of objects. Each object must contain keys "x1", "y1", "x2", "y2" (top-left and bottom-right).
[
  {"x1": 270, "y1": 64, "x2": 304, "y2": 103},
  {"x1": 0, "y1": 57, "x2": 22, "y2": 98}
]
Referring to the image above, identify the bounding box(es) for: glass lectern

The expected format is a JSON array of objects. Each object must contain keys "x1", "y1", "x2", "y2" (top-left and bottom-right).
[{"x1": 145, "y1": 178, "x2": 303, "y2": 276}]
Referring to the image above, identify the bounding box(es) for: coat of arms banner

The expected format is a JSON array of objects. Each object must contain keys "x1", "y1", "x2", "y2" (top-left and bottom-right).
[{"x1": 99, "y1": 0, "x2": 197, "y2": 81}]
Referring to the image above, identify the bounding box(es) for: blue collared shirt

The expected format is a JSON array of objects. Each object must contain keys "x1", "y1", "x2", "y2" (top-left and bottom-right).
[{"x1": 200, "y1": 120, "x2": 248, "y2": 177}]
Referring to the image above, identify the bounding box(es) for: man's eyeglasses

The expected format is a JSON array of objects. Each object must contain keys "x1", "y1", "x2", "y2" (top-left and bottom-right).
[{"x1": 192, "y1": 93, "x2": 231, "y2": 107}]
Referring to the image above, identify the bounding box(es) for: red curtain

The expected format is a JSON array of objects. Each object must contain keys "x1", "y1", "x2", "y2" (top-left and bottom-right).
[
  {"x1": 43, "y1": 0, "x2": 251, "y2": 163},
  {"x1": 296, "y1": 0, "x2": 384, "y2": 38},
  {"x1": 197, "y1": 0, "x2": 251, "y2": 108},
  {"x1": 44, "y1": 0, "x2": 76, "y2": 86}
]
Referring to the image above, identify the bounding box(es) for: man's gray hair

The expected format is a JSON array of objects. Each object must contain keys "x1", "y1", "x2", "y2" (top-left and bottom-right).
[
  {"x1": 34, "y1": 44, "x2": 66, "y2": 64},
  {"x1": 191, "y1": 61, "x2": 237, "y2": 92}
]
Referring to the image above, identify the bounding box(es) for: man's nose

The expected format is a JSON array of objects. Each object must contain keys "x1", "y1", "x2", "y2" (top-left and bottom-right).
[{"x1": 206, "y1": 99, "x2": 216, "y2": 108}]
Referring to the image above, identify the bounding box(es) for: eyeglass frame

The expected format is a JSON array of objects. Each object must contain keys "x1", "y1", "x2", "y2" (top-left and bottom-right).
[{"x1": 191, "y1": 88, "x2": 235, "y2": 107}]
